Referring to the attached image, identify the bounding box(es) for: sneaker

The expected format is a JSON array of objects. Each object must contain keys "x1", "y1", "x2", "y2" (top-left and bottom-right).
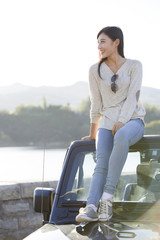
[
  {"x1": 98, "y1": 198, "x2": 113, "y2": 221},
  {"x1": 76, "y1": 206, "x2": 98, "y2": 222}
]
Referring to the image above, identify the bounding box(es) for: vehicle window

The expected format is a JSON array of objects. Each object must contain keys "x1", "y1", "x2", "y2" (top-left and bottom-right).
[
  {"x1": 121, "y1": 149, "x2": 160, "y2": 203},
  {"x1": 115, "y1": 151, "x2": 140, "y2": 201},
  {"x1": 60, "y1": 148, "x2": 160, "y2": 204},
  {"x1": 60, "y1": 151, "x2": 96, "y2": 201},
  {"x1": 75, "y1": 152, "x2": 96, "y2": 201}
]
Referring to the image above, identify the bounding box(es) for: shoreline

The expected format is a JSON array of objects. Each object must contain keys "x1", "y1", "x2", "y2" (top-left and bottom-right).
[{"x1": 0, "y1": 141, "x2": 70, "y2": 149}]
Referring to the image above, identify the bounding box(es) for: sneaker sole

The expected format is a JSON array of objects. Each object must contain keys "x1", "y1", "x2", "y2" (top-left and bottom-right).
[{"x1": 76, "y1": 215, "x2": 98, "y2": 223}]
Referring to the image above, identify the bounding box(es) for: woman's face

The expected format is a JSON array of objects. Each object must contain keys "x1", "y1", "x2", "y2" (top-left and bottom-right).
[{"x1": 97, "y1": 33, "x2": 118, "y2": 59}]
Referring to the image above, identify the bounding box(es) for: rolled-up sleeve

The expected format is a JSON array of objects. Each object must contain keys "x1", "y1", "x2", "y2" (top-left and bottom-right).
[
  {"x1": 118, "y1": 61, "x2": 143, "y2": 124},
  {"x1": 89, "y1": 67, "x2": 102, "y2": 124}
]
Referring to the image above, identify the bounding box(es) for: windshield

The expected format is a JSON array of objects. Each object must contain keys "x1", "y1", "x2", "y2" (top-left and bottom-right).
[{"x1": 60, "y1": 147, "x2": 160, "y2": 205}]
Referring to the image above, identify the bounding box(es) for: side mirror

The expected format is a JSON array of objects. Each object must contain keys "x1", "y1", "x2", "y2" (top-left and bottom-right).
[{"x1": 33, "y1": 187, "x2": 55, "y2": 223}]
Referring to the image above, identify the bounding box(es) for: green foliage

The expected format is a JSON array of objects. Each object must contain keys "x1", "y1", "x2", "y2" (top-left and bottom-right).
[
  {"x1": 138, "y1": 104, "x2": 160, "y2": 135},
  {"x1": 145, "y1": 120, "x2": 160, "y2": 135},
  {"x1": 144, "y1": 104, "x2": 160, "y2": 123},
  {"x1": 1, "y1": 100, "x2": 160, "y2": 147},
  {"x1": 0, "y1": 100, "x2": 90, "y2": 147},
  {"x1": 77, "y1": 97, "x2": 90, "y2": 115},
  {"x1": 0, "y1": 131, "x2": 12, "y2": 146}
]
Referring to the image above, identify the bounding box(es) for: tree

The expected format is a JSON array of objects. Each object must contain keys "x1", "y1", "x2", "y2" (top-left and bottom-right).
[
  {"x1": 77, "y1": 97, "x2": 90, "y2": 115},
  {"x1": 42, "y1": 96, "x2": 47, "y2": 110},
  {"x1": 145, "y1": 120, "x2": 160, "y2": 135},
  {"x1": 144, "y1": 104, "x2": 160, "y2": 123}
]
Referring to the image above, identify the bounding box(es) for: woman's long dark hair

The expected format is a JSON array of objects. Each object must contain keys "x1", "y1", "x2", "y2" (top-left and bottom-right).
[{"x1": 97, "y1": 26, "x2": 125, "y2": 78}]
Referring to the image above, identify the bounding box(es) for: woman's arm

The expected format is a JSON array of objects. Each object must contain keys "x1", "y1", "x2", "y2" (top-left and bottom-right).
[
  {"x1": 82, "y1": 123, "x2": 99, "y2": 140},
  {"x1": 89, "y1": 66, "x2": 102, "y2": 124},
  {"x1": 82, "y1": 66, "x2": 101, "y2": 140}
]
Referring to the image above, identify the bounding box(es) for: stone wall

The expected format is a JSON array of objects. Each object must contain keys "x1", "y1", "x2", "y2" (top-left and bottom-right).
[{"x1": 0, "y1": 181, "x2": 58, "y2": 240}]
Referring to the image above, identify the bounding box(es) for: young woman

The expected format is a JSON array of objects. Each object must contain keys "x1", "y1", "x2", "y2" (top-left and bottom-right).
[{"x1": 76, "y1": 26, "x2": 145, "y2": 222}]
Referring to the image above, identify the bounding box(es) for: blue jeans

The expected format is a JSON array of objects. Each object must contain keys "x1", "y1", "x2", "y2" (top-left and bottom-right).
[{"x1": 87, "y1": 119, "x2": 145, "y2": 207}]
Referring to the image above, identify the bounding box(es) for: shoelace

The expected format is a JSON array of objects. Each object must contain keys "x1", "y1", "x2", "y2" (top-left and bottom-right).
[{"x1": 99, "y1": 200, "x2": 112, "y2": 214}]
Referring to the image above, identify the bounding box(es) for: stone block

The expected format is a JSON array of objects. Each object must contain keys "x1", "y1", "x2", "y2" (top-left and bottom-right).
[
  {"x1": 4, "y1": 233, "x2": 18, "y2": 240},
  {"x1": 48, "y1": 180, "x2": 58, "y2": 189},
  {"x1": 2, "y1": 232, "x2": 19, "y2": 240},
  {"x1": 16, "y1": 228, "x2": 38, "y2": 240},
  {"x1": 21, "y1": 182, "x2": 51, "y2": 199},
  {"x1": 2, "y1": 202, "x2": 30, "y2": 215},
  {"x1": 0, "y1": 234, "x2": 5, "y2": 240},
  {"x1": 0, "y1": 181, "x2": 58, "y2": 240},
  {"x1": 19, "y1": 213, "x2": 42, "y2": 229},
  {"x1": 0, "y1": 184, "x2": 20, "y2": 201},
  {"x1": 0, "y1": 218, "x2": 18, "y2": 230},
  {"x1": 0, "y1": 228, "x2": 31, "y2": 240}
]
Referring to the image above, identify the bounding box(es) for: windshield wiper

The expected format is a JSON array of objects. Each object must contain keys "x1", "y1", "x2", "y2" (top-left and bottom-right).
[{"x1": 59, "y1": 188, "x2": 85, "y2": 198}]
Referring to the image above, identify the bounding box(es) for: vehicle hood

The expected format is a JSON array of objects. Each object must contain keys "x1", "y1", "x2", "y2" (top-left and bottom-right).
[{"x1": 23, "y1": 221, "x2": 160, "y2": 240}]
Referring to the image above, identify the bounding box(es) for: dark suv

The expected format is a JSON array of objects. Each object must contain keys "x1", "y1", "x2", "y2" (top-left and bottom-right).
[{"x1": 24, "y1": 136, "x2": 160, "y2": 240}]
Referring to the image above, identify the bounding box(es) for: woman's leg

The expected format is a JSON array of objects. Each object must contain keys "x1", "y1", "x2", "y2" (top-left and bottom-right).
[
  {"x1": 87, "y1": 128, "x2": 114, "y2": 208},
  {"x1": 103, "y1": 119, "x2": 145, "y2": 195},
  {"x1": 76, "y1": 128, "x2": 114, "y2": 222}
]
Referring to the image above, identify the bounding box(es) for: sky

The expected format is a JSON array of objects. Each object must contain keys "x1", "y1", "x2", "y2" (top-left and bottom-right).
[{"x1": 0, "y1": 0, "x2": 160, "y2": 88}]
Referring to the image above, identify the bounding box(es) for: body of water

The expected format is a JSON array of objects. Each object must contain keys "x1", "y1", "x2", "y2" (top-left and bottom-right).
[
  {"x1": 0, "y1": 147, "x2": 140, "y2": 185},
  {"x1": 0, "y1": 147, "x2": 66, "y2": 184}
]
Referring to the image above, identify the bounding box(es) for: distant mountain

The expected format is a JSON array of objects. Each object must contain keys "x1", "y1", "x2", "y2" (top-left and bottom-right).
[
  {"x1": 0, "y1": 82, "x2": 89, "y2": 111},
  {"x1": 141, "y1": 87, "x2": 160, "y2": 107},
  {"x1": 0, "y1": 82, "x2": 159, "y2": 111}
]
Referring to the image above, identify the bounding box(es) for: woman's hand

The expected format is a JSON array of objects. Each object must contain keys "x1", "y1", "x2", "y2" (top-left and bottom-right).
[
  {"x1": 81, "y1": 123, "x2": 98, "y2": 140},
  {"x1": 81, "y1": 136, "x2": 95, "y2": 140},
  {"x1": 112, "y1": 121, "x2": 124, "y2": 136}
]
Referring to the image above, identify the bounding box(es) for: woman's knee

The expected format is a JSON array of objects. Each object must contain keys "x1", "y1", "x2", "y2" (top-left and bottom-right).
[
  {"x1": 114, "y1": 119, "x2": 144, "y2": 146},
  {"x1": 114, "y1": 128, "x2": 129, "y2": 145}
]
